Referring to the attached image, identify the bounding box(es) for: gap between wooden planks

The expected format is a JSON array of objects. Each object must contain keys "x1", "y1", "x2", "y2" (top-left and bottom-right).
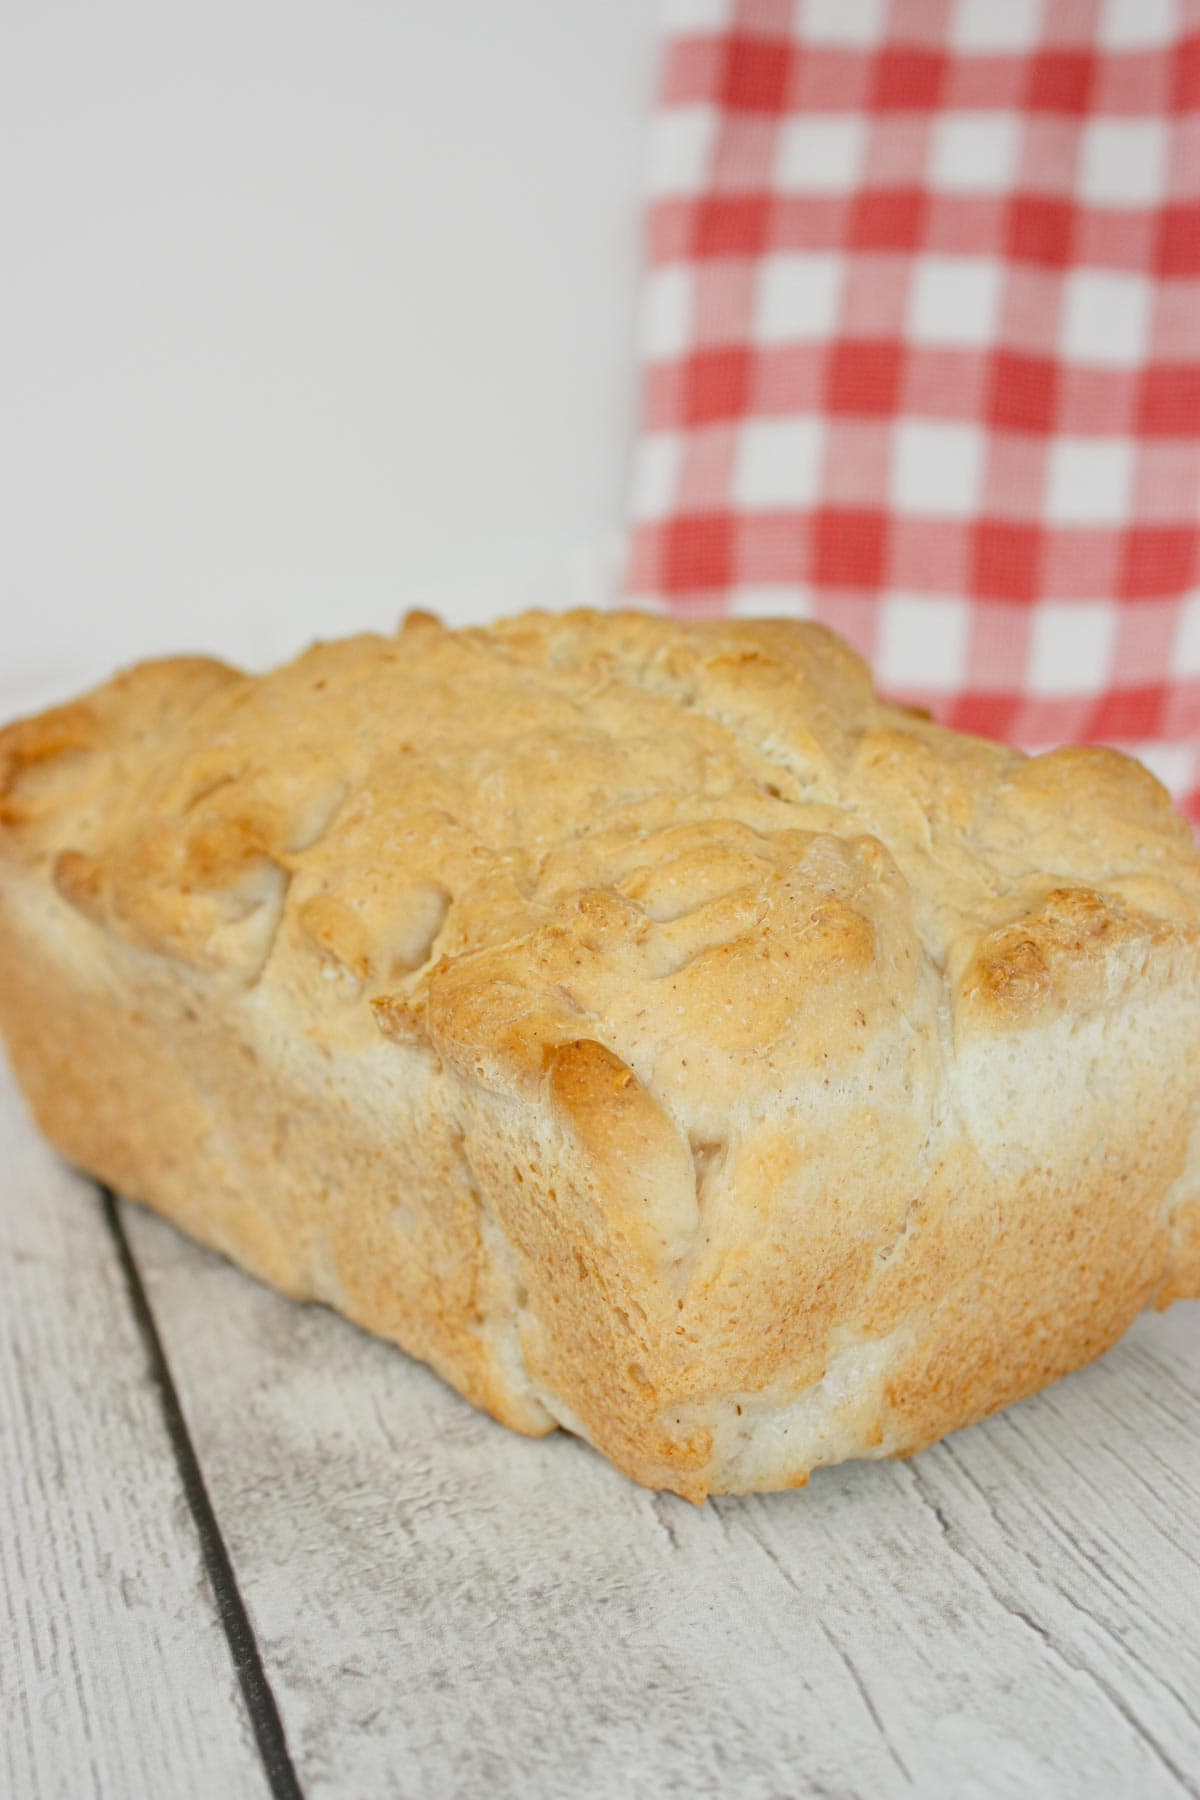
[{"x1": 0, "y1": 1077, "x2": 269, "y2": 1800}]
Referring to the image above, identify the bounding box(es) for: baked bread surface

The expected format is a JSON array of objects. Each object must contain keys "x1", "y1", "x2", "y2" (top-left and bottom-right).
[{"x1": 1, "y1": 609, "x2": 1198, "y2": 1497}]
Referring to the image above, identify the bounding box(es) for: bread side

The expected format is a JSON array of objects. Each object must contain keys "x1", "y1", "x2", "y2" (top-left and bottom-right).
[{"x1": 1, "y1": 611, "x2": 1197, "y2": 1498}]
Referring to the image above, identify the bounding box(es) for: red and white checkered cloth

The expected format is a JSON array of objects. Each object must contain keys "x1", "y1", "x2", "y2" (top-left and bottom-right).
[{"x1": 626, "y1": 0, "x2": 1200, "y2": 822}]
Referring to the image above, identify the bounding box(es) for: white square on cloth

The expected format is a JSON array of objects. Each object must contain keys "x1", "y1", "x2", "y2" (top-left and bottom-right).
[
  {"x1": 754, "y1": 254, "x2": 844, "y2": 342},
  {"x1": 776, "y1": 116, "x2": 866, "y2": 193},
  {"x1": 1046, "y1": 438, "x2": 1134, "y2": 525},
  {"x1": 630, "y1": 436, "x2": 683, "y2": 523},
  {"x1": 803, "y1": 0, "x2": 887, "y2": 44},
  {"x1": 930, "y1": 114, "x2": 1021, "y2": 193},
  {"x1": 1060, "y1": 268, "x2": 1152, "y2": 367},
  {"x1": 733, "y1": 417, "x2": 826, "y2": 507},
  {"x1": 1080, "y1": 118, "x2": 1168, "y2": 208},
  {"x1": 729, "y1": 586, "x2": 816, "y2": 617},
  {"x1": 648, "y1": 106, "x2": 719, "y2": 199},
  {"x1": 952, "y1": 0, "x2": 1044, "y2": 52},
  {"x1": 892, "y1": 420, "x2": 987, "y2": 518},
  {"x1": 1028, "y1": 600, "x2": 1120, "y2": 695},
  {"x1": 1173, "y1": 591, "x2": 1200, "y2": 677},
  {"x1": 907, "y1": 256, "x2": 1002, "y2": 346},
  {"x1": 643, "y1": 266, "x2": 695, "y2": 360},
  {"x1": 1099, "y1": 0, "x2": 1177, "y2": 50},
  {"x1": 878, "y1": 594, "x2": 971, "y2": 690}
]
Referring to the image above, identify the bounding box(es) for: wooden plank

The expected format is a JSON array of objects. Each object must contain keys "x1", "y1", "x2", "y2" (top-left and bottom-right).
[
  {"x1": 125, "y1": 1195, "x2": 1200, "y2": 1799},
  {"x1": 0, "y1": 1076, "x2": 270, "y2": 1800}
]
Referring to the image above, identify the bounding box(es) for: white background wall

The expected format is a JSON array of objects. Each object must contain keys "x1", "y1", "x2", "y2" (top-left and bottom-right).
[{"x1": 0, "y1": 2, "x2": 660, "y2": 713}]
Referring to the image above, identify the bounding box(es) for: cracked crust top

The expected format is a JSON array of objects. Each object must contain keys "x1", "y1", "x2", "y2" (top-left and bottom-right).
[{"x1": 5, "y1": 610, "x2": 1197, "y2": 1041}]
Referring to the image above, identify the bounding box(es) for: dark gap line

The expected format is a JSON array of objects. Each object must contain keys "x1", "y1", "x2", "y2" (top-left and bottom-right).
[{"x1": 99, "y1": 1186, "x2": 304, "y2": 1800}]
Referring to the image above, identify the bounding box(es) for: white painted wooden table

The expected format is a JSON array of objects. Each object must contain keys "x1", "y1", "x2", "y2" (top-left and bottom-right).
[{"x1": 4, "y1": 1066, "x2": 1200, "y2": 1800}]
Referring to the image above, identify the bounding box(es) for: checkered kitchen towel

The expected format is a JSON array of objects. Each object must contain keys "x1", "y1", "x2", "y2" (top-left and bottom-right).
[{"x1": 627, "y1": 0, "x2": 1200, "y2": 821}]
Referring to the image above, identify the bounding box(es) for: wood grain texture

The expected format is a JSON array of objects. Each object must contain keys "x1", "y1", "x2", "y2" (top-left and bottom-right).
[
  {"x1": 123, "y1": 1192, "x2": 1200, "y2": 1800},
  {"x1": 0, "y1": 1079, "x2": 268, "y2": 1800}
]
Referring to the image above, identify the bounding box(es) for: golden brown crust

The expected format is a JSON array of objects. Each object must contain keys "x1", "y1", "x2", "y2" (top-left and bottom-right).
[
  {"x1": 1, "y1": 610, "x2": 1198, "y2": 1497},
  {"x1": 955, "y1": 884, "x2": 1185, "y2": 1029}
]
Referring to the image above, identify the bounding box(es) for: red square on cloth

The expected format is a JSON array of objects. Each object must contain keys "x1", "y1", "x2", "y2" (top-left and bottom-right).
[
  {"x1": 718, "y1": 34, "x2": 793, "y2": 114},
  {"x1": 680, "y1": 347, "x2": 755, "y2": 426},
  {"x1": 826, "y1": 340, "x2": 905, "y2": 415},
  {"x1": 813, "y1": 508, "x2": 889, "y2": 589}
]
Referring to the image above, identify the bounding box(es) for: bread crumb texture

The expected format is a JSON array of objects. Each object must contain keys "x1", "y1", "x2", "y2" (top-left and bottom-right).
[{"x1": 2, "y1": 611, "x2": 1197, "y2": 1497}]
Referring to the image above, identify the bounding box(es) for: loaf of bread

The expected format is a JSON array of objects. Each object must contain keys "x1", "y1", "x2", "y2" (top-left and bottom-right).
[{"x1": 1, "y1": 609, "x2": 1197, "y2": 1496}]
